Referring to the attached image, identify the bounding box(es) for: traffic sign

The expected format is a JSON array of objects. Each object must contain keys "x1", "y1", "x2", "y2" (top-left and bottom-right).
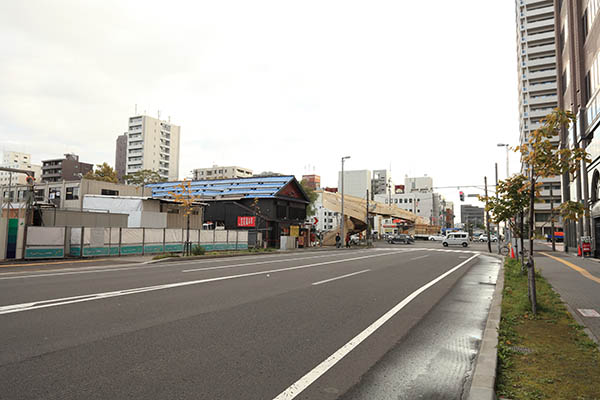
[{"x1": 313, "y1": 217, "x2": 318, "y2": 224}]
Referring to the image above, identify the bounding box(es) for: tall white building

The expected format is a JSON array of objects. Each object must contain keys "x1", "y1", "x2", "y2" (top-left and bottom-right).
[
  {"x1": 374, "y1": 192, "x2": 443, "y2": 226},
  {"x1": 125, "y1": 115, "x2": 181, "y2": 181},
  {"x1": 338, "y1": 169, "x2": 371, "y2": 199},
  {"x1": 515, "y1": 0, "x2": 561, "y2": 235},
  {"x1": 0, "y1": 151, "x2": 41, "y2": 186},
  {"x1": 404, "y1": 176, "x2": 433, "y2": 193}
]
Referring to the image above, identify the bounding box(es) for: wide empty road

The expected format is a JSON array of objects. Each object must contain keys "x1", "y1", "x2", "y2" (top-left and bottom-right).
[{"x1": 0, "y1": 244, "x2": 500, "y2": 399}]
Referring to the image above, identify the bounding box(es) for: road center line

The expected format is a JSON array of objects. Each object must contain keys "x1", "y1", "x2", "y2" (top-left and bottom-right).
[
  {"x1": 181, "y1": 250, "x2": 378, "y2": 273},
  {"x1": 0, "y1": 251, "x2": 406, "y2": 315},
  {"x1": 272, "y1": 253, "x2": 480, "y2": 400},
  {"x1": 311, "y1": 269, "x2": 370, "y2": 286},
  {"x1": 410, "y1": 255, "x2": 429, "y2": 261}
]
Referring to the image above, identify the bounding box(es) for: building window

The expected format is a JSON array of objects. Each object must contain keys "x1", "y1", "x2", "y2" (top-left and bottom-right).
[
  {"x1": 34, "y1": 189, "x2": 45, "y2": 201},
  {"x1": 101, "y1": 189, "x2": 119, "y2": 196},
  {"x1": 66, "y1": 187, "x2": 79, "y2": 200}
]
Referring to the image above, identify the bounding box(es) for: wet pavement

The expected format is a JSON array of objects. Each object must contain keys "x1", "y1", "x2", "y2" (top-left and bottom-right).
[{"x1": 340, "y1": 255, "x2": 501, "y2": 400}]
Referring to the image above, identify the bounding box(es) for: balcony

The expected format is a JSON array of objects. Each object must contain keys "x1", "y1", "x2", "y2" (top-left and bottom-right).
[
  {"x1": 526, "y1": 56, "x2": 555, "y2": 67},
  {"x1": 527, "y1": 43, "x2": 555, "y2": 55},
  {"x1": 525, "y1": 6, "x2": 553, "y2": 19},
  {"x1": 528, "y1": 94, "x2": 557, "y2": 105},
  {"x1": 529, "y1": 81, "x2": 557, "y2": 93},
  {"x1": 525, "y1": 18, "x2": 555, "y2": 31},
  {"x1": 527, "y1": 69, "x2": 557, "y2": 80},
  {"x1": 526, "y1": 30, "x2": 555, "y2": 44},
  {"x1": 528, "y1": 108, "x2": 554, "y2": 118},
  {"x1": 128, "y1": 142, "x2": 143, "y2": 150}
]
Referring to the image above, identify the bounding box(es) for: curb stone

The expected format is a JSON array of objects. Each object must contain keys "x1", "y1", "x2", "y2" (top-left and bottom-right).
[{"x1": 467, "y1": 257, "x2": 505, "y2": 400}]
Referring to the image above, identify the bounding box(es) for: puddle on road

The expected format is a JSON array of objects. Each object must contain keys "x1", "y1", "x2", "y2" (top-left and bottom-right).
[{"x1": 340, "y1": 256, "x2": 501, "y2": 400}]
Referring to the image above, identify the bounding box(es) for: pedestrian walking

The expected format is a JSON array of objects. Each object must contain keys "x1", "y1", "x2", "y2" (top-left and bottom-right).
[
  {"x1": 345, "y1": 233, "x2": 350, "y2": 248},
  {"x1": 335, "y1": 233, "x2": 341, "y2": 248}
]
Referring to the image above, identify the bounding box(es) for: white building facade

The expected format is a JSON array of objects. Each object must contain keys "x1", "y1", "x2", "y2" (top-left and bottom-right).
[
  {"x1": 0, "y1": 151, "x2": 41, "y2": 187},
  {"x1": 192, "y1": 165, "x2": 253, "y2": 180},
  {"x1": 338, "y1": 169, "x2": 371, "y2": 199},
  {"x1": 125, "y1": 115, "x2": 181, "y2": 181}
]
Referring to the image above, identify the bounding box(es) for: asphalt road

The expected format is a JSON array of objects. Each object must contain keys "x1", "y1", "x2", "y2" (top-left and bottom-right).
[{"x1": 0, "y1": 242, "x2": 499, "y2": 399}]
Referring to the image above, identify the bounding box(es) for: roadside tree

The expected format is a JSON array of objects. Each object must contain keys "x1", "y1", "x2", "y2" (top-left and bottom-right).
[{"x1": 84, "y1": 163, "x2": 118, "y2": 184}]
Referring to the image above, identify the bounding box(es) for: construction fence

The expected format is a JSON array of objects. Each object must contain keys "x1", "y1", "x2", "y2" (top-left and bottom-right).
[{"x1": 23, "y1": 226, "x2": 251, "y2": 259}]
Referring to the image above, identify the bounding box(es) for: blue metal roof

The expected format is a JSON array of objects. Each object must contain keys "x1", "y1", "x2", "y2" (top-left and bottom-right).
[{"x1": 147, "y1": 175, "x2": 305, "y2": 201}]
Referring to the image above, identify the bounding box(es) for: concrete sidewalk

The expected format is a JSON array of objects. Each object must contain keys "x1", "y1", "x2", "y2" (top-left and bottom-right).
[{"x1": 533, "y1": 249, "x2": 600, "y2": 343}]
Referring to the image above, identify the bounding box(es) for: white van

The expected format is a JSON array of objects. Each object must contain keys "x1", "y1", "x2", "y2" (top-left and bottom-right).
[{"x1": 442, "y1": 232, "x2": 469, "y2": 247}]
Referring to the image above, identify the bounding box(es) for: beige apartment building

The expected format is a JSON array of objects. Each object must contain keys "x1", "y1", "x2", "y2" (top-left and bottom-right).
[
  {"x1": 123, "y1": 115, "x2": 181, "y2": 181},
  {"x1": 191, "y1": 165, "x2": 253, "y2": 180},
  {"x1": 0, "y1": 151, "x2": 41, "y2": 187}
]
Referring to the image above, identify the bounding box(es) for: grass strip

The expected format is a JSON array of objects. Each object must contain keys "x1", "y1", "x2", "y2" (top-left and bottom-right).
[{"x1": 495, "y1": 258, "x2": 600, "y2": 399}]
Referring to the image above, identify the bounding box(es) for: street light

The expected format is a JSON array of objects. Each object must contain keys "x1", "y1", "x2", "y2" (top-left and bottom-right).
[
  {"x1": 340, "y1": 156, "x2": 351, "y2": 243},
  {"x1": 497, "y1": 143, "x2": 510, "y2": 178}
]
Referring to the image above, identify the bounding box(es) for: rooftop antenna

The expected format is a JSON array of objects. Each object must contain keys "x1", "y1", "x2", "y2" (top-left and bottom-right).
[
  {"x1": 168, "y1": 116, "x2": 171, "y2": 123},
  {"x1": 158, "y1": 110, "x2": 161, "y2": 120},
  {"x1": 135, "y1": 104, "x2": 138, "y2": 115}
]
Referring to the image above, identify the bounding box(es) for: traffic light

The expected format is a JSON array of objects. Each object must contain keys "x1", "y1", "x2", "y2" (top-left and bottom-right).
[
  {"x1": 459, "y1": 191, "x2": 464, "y2": 201},
  {"x1": 25, "y1": 175, "x2": 34, "y2": 186}
]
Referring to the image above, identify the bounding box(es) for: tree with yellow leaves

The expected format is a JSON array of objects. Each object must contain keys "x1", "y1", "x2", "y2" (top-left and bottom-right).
[{"x1": 169, "y1": 181, "x2": 201, "y2": 256}]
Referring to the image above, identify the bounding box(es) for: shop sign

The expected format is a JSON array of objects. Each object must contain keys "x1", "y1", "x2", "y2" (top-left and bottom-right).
[
  {"x1": 290, "y1": 225, "x2": 299, "y2": 237},
  {"x1": 237, "y1": 216, "x2": 256, "y2": 227}
]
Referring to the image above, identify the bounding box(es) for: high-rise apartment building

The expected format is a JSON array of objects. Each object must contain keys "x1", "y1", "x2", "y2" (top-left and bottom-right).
[
  {"x1": 516, "y1": 0, "x2": 562, "y2": 235},
  {"x1": 192, "y1": 165, "x2": 253, "y2": 180},
  {"x1": 0, "y1": 151, "x2": 41, "y2": 186},
  {"x1": 125, "y1": 115, "x2": 180, "y2": 181}
]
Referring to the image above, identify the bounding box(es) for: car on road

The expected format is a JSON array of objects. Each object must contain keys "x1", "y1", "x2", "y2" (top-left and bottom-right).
[
  {"x1": 477, "y1": 235, "x2": 498, "y2": 242},
  {"x1": 442, "y1": 232, "x2": 469, "y2": 247},
  {"x1": 428, "y1": 235, "x2": 445, "y2": 241},
  {"x1": 387, "y1": 234, "x2": 414, "y2": 244}
]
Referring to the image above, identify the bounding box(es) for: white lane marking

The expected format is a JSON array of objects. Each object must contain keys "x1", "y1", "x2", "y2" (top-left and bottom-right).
[
  {"x1": 311, "y1": 269, "x2": 371, "y2": 286},
  {"x1": 0, "y1": 250, "x2": 365, "y2": 281},
  {"x1": 0, "y1": 251, "x2": 404, "y2": 315},
  {"x1": 410, "y1": 255, "x2": 429, "y2": 261},
  {"x1": 181, "y1": 250, "x2": 378, "y2": 273},
  {"x1": 272, "y1": 253, "x2": 480, "y2": 400}
]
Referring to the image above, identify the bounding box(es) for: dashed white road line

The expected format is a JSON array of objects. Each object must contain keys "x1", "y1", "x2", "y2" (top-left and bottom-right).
[
  {"x1": 410, "y1": 255, "x2": 430, "y2": 261},
  {"x1": 272, "y1": 253, "x2": 480, "y2": 400},
  {"x1": 0, "y1": 251, "x2": 405, "y2": 315},
  {"x1": 311, "y1": 269, "x2": 371, "y2": 286}
]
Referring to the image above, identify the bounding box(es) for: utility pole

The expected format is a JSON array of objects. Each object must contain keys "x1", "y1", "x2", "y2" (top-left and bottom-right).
[
  {"x1": 484, "y1": 176, "x2": 492, "y2": 253},
  {"x1": 495, "y1": 163, "x2": 501, "y2": 254},
  {"x1": 550, "y1": 184, "x2": 556, "y2": 251},
  {"x1": 340, "y1": 156, "x2": 350, "y2": 241},
  {"x1": 366, "y1": 189, "x2": 370, "y2": 246}
]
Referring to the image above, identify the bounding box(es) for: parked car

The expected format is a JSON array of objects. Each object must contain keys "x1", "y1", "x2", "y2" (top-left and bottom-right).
[
  {"x1": 442, "y1": 232, "x2": 469, "y2": 247},
  {"x1": 477, "y1": 235, "x2": 498, "y2": 242},
  {"x1": 388, "y1": 234, "x2": 414, "y2": 244},
  {"x1": 428, "y1": 235, "x2": 444, "y2": 241}
]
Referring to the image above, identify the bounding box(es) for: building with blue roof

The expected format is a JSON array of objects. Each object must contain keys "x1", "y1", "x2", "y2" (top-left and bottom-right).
[{"x1": 147, "y1": 176, "x2": 311, "y2": 248}]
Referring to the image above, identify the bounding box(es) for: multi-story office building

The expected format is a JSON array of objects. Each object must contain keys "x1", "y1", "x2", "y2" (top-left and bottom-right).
[
  {"x1": 338, "y1": 170, "x2": 371, "y2": 199},
  {"x1": 125, "y1": 115, "x2": 180, "y2": 181},
  {"x1": 0, "y1": 151, "x2": 41, "y2": 186},
  {"x1": 404, "y1": 176, "x2": 433, "y2": 192},
  {"x1": 41, "y1": 154, "x2": 93, "y2": 183},
  {"x1": 374, "y1": 192, "x2": 444, "y2": 226},
  {"x1": 301, "y1": 174, "x2": 321, "y2": 190},
  {"x1": 461, "y1": 205, "x2": 485, "y2": 227},
  {"x1": 192, "y1": 165, "x2": 253, "y2": 181},
  {"x1": 371, "y1": 169, "x2": 390, "y2": 197},
  {"x1": 115, "y1": 133, "x2": 127, "y2": 182},
  {"x1": 555, "y1": 0, "x2": 600, "y2": 253},
  {"x1": 516, "y1": 0, "x2": 562, "y2": 235}
]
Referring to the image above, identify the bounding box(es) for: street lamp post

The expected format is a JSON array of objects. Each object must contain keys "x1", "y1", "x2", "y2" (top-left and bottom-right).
[
  {"x1": 340, "y1": 156, "x2": 351, "y2": 242},
  {"x1": 497, "y1": 143, "x2": 510, "y2": 178}
]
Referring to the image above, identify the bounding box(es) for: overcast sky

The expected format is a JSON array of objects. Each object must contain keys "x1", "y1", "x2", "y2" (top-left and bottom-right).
[{"x1": 0, "y1": 0, "x2": 520, "y2": 211}]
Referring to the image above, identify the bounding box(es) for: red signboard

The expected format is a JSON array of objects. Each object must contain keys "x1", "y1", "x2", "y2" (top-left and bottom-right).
[
  {"x1": 582, "y1": 242, "x2": 591, "y2": 252},
  {"x1": 237, "y1": 216, "x2": 256, "y2": 227}
]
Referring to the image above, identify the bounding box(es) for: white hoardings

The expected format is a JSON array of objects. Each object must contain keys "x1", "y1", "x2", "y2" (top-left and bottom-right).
[
  {"x1": 22, "y1": 226, "x2": 251, "y2": 259},
  {"x1": 25, "y1": 226, "x2": 66, "y2": 259}
]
